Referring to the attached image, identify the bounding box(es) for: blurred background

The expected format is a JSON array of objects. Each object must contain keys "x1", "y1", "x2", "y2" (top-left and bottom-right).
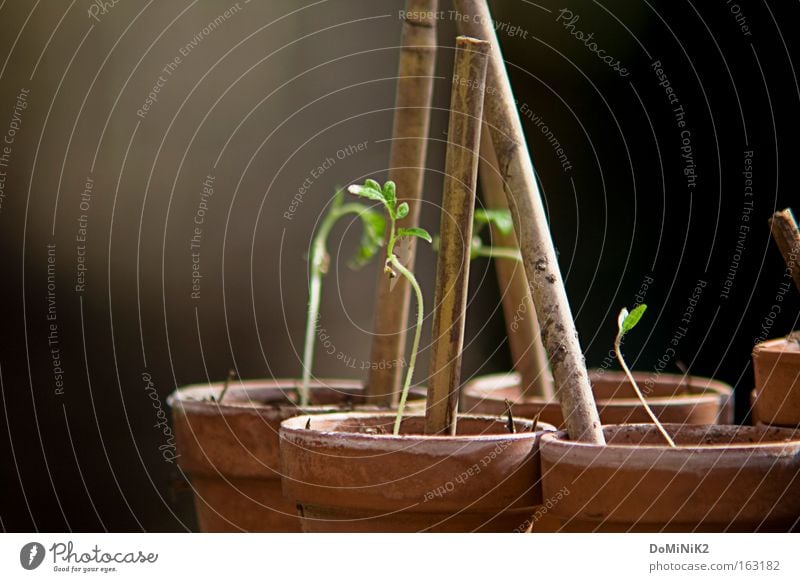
[{"x1": 0, "y1": 0, "x2": 797, "y2": 531}]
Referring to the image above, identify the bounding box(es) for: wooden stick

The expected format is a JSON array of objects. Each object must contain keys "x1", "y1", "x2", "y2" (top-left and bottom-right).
[
  {"x1": 425, "y1": 36, "x2": 490, "y2": 435},
  {"x1": 365, "y1": 0, "x2": 439, "y2": 405},
  {"x1": 769, "y1": 208, "x2": 800, "y2": 294},
  {"x1": 478, "y1": 125, "x2": 554, "y2": 399},
  {"x1": 453, "y1": 0, "x2": 604, "y2": 444}
]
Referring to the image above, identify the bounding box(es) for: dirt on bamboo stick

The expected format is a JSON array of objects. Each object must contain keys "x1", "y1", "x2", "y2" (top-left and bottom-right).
[
  {"x1": 365, "y1": 0, "x2": 439, "y2": 406},
  {"x1": 453, "y1": 0, "x2": 604, "y2": 444},
  {"x1": 478, "y1": 126, "x2": 554, "y2": 399},
  {"x1": 425, "y1": 36, "x2": 491, "y2": 435},
  {"x1": 769, "y1": 208, "x2": 800, "y2": 294}
]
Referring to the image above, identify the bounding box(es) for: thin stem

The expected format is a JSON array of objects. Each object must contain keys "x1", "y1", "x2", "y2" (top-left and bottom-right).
[
  {"x1": 614, "y1": 333, "x2": 677, "y2": 448},
  {"x1": 390, "y1": 254, "x2": 424, "y2": 436},
  {"x1": 300, "y1": 204, "x2": 369, "y2": 406},
  {"x1": 472, "y1": 246, "x2": 522, "y2": 262}
]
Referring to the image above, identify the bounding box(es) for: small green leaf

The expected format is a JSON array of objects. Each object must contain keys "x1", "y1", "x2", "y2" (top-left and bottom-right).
[
  {"x1": 365, "y1": 178, "x2": 382, "y2": 193},
  {"x1": 474, "y1": 209, "x2": 514, "y2": 235},
  {"x1": 396, "y1": 202, "x2": 409, "y2": 219},
  {"x1": 348, "y1": 183, "x2": 385, "y2": 205},
  {"x1": 348, "y1": 209, "x2": 386, "y2": 269},
  {"x1": 383, "y1": 180, "x2": 397, "y2": 213},
  {"x1": 619, "y1": 304, "x2": 647, "y2": 335},
  {"x1": 397, "y1": 226, "x2": 432, "y2": 243}
]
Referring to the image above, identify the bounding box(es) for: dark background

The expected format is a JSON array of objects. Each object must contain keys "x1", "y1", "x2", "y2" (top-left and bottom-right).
[{"x1": 0, "y1": 0, "x2": 797, "y2": 531}]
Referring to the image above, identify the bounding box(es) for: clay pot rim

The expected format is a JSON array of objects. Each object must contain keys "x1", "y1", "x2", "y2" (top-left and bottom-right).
[
  {"x1": 168, "y1": 378, "x2": 425, "y2": 418},
  {"x1": 282, "y1": 411, "x2": 555, "y2": 445},
  {"x1": 464, "y1": 371, "x2": 730, "y2": 407},
  {"x1": 541, "y1": 423, "x2": 800, "y2": 453},
  {"x1": 752, "y1": 336, "x2": 800, "y2": 355}
]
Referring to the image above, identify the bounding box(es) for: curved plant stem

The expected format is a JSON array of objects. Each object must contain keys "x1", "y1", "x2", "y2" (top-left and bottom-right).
[
  {"x1": 389, "y1": 254, "x2": 424, "y2": 436},
  {"x1": 614, "y1": 333, "x2": 677, "y2": 448},
  {"x1": 472, "y1": 246, "x2": 522, "y2": 263},
  {"x1": 300, "y1": 204, "x2": 371, "y2": 406}
]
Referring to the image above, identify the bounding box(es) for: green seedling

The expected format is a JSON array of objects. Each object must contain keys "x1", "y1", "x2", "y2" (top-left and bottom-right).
[
  {"x1": 348, "y1": 179, "x2": 432, "y2": 435},
  {"x1": 432, "y1": 208, "x2": 522, "y2": 262},
  {"x1": 299, "y1": 187, "x2": 386, "y2": 407},
  {"x1": 470, "y1": 209, "x2": 522, "y2": 262},
  {"x1": 615, "y1": 304, "x2": 677, "y2": 448}
]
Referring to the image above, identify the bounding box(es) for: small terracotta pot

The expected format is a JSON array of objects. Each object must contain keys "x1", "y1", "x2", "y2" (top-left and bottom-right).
[
  {"x1": 168, "y1": 379, "x2": 425, "y2": 532},
  {"x1": 280, "y1": 412, "x2": 555, "y2": 532},
  {"x1": 752, "y1": 337, "x2": 800, "y2": 427},
  {"x1": 540, "y1": 423, "x2": 800, "y2": 532},
  {"x1": 462, "y1": 370, "x2": 733, "y2": 427}
]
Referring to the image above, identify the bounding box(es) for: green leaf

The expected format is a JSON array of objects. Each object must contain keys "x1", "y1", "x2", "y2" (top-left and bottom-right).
[
  {"x1": 383, "y1": 181, "x2": 397, "y2": 214},
  {"x1": 397, "y1": 226, "x2": 432, "y2": 243},
  {"x1": 474, "y1": 209, "x2": 514, "y2": 235},
  {"x1": 348, "y1": 183, "x2": 385, "y2": 205},
  {"x1": 618, "y1": 304, "x2": 647, "y2": 335},
  {"x1": 348, "y1": 208, "x2": 386, "y2": 269},
  {"x1": 365, "y1": 178, "x2": 382, "y2": 193},
  {"x1": 396, "y1": 202, "x2": 409, "y2": 219}
]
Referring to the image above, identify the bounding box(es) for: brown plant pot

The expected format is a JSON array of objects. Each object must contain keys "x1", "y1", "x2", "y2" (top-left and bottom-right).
[
  {"x1": 280, "y1": 412, "x2": 555, "y2": 532},
  {"x1": 168, "y1": 379, "x2": 425, "y2": 532},
  {"x1": 540, "y1": 423, "x2": 800, "y2": 532},
  {"x1": 462, "y1": 370, "x2": 733, "y2": 427},
  {"x1": 752, "y1": 337, "x2": 800, "y2": 427}
]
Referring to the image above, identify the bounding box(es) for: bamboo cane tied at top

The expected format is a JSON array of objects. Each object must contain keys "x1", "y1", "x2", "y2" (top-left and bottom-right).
[
  {"x1": 769, "y1": 208, "x2": 800, "y2": 294},
  {"x1": 365, "y1": 0, "x2": 439, "y2": 405},
  {"x1": 453, "y1": 0, "x2": 604, "y2": 444},
  {"x1": 425, "y1": 36, "x2": 491, "y2": 435}
]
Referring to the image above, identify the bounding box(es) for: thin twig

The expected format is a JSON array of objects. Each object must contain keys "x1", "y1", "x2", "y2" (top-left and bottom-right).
[
  {"x1": 478, "y1": 125, "x2": 553, "y2": 399},
  {"x1": 424, "y1": 36, "x2": 491, "y2": 435},
  {"x1": 769, "y1": 208, "x2": 800, "y2": 294},
  {"x1": 366, "y1": 0, "x2": 439, "y2": 405},
  {"x1": 453, "y1": 0, "x2": 604, "y2": 444}
]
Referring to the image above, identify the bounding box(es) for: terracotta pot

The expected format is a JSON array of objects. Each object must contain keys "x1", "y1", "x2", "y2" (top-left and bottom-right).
[
  {"x1": 752, "y1": 337, "x2": 800, "y2": 427},
  {"x1": 168, "y1": 379, "x2": 425, "y2": 532},
  {"x1": 280, "y1": 412, "x2": 555, "y2": 532},
  {"x1": 540, "y1": 423, "x2": 800, "y2": 532},
  {"x1": 462, "y1": 370, "x2": 733, "y2": 427}
]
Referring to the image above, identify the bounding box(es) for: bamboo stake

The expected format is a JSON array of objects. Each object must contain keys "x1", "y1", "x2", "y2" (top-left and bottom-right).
[
  {"x1": 453, "y1": 0, "x2": 604, "y2": 443},
  {"x1": 479, "y1": 125, "x2": 554, "y2": 399},
  {"x1": 769, "y1": 208, "x2": 800, "y2": 294},
  {"x1": 366, "y1": 0, "x2": 439, "y2": 405},
  {"x1": 425, "y1": 36, "x2": 490, "y2": 435}
]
